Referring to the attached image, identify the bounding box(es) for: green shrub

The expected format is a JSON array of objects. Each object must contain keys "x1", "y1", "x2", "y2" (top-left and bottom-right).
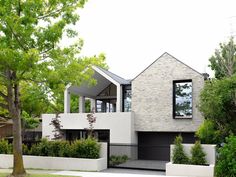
[
  {"x1": 190, "y1": 141, "x2": 207, "y2": 165},
  {"x1": 30, "y1": 138, "x2": 51, "y2": 156},
  {"x1": 22, "y1": 144, "x2": 29, "y2": 155},
  {"x1": 172, "y1": 135, "x2": 189, "y2": 164},
  {"x1": 109, "y1": 155, "x2": 128, "y2": 166},
  {"x1": 0, "y1": 139, "x2": 12, "y2": 154},
  {"x1": 71, "y1": 137, "x2": 100, "y2": 159},
  {"x1": 215, "y1": 136, "x2": 236, "y2": 177},
  {"x1": 196, "y1": 119, "x2": 222, "y2": 144}
]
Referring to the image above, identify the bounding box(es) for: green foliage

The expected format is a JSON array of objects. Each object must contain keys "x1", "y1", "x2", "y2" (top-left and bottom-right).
[
  {"x1": 198, "y1": 76, "x2": 236, "y2": 139},
  {"x1": 109, "y1": 155, "x2": 129, "y2": 166},
  {"x1": 172, "y1": 135, "x2": 189, "y2": 164},
  {"x1": 27, "y1": 138, "x2": 99, "y2": 159},
  {"x1": 196, "y1": 120, "x2": 222, "y2": 144},
  {"x1": 209, "y1": 37, "x2": 236, "y2": 79},
  {"x1": 190, "y1": 141, "x2": 206, "y2": 165},
  {"x1": 71, "y1": 137, "x2": 100, "y2": 159},
  {"x1": 215, "y1": 136, "x2": 236, "y2": 177},
  {"x1": 0, "y1": 139, "x2": 12, "y2": 154}
]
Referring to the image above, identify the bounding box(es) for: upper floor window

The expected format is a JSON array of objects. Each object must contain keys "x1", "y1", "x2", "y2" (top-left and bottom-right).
[
  {"x1": 173, "y1": 80, "x2": 192, "y2": 119},
  {"x1": 123, "y1": 85, "x2": 132, "y2": 112}
]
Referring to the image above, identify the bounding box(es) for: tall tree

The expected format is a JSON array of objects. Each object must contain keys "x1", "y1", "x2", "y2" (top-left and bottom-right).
[
  {"x1": 209, "y1": 37, "x2": 236, "y2": 79},
  {"x1": 0, "y1": 1, "x2": 106, "y2": 177},
  {"x1": 198, "y1": 76, "x2": 236, "y2": 143}
]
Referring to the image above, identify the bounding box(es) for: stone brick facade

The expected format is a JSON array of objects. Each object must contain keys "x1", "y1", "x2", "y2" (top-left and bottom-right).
[{"x1": 132, "y1": 52, "x2": 204, "y2": 132}]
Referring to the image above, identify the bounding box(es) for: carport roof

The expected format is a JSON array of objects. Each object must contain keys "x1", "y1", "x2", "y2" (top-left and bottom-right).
[{"x1": 67, "y1": 66, "x2": 130, "y2": 97}]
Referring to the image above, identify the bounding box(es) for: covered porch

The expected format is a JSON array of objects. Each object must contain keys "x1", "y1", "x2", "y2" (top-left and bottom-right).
[{"x1": 64, "y1": 66, "x2": 131, "y2": 113}]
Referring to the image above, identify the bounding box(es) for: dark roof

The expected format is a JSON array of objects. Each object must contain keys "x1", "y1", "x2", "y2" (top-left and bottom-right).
[
  {"x1": 95, "y1": 66, "x2": 131, "y2": 85},
  {"x1": 132, "y1": 52, "x2": 204, "y2": 81}
]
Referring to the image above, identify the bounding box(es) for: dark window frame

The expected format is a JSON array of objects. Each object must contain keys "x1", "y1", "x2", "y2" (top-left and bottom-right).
[{"x1": 173, "y1": 79, "x2": 193, "y2": 119}]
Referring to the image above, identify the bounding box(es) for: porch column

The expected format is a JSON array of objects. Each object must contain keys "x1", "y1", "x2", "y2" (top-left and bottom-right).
[
  {"x1": 116, "y1": 85, "x2": 123, "y2": 112},
  {"x1": 90, "y1": 98, "x2": 96, "y2": 111},
  {"x1": 79, "y1": 96, "x2": 85, "y2": 113},
  {"x1": 64, "y1": 88, "x2": 70, "y2": 113}
]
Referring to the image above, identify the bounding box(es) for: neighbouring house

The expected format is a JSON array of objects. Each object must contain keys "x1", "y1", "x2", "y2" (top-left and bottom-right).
[
  {"x1": 0, "y1": 120, "x2": 13, "y2": 139},
  {"x1": 42, "y1": 52, "x2": 205, "y2": 161},
  {"x1": 0, "y1": 119, "x2": 42, "y2": 142}
]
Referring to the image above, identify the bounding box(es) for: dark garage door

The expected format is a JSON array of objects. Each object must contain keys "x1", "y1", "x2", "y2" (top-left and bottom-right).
[{"x1": 138, "y1": 132, "x2": 195, "y2": 161}]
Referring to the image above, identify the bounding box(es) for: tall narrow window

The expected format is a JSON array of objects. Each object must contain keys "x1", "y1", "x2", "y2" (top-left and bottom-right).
[
  {"x1": 123, "y1": 85, "x2": 132, "y2": 112},
  {"x1": 173, "y1": 80, "x2": 192, "y2": 118}
]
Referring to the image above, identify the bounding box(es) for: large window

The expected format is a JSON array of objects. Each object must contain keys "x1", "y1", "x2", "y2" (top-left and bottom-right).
[{"x1": 173, "y1": 80, "x2": 192, "y2": 118}]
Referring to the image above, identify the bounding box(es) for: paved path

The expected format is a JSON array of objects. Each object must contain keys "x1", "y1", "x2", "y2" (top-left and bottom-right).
[{"x1": 53, "y1": 169, "x2": 165, "y2": 177}]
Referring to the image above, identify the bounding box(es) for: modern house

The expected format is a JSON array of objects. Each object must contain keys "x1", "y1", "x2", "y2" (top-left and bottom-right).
[{"x1": 42, "y1": 52, "x2": 205, "y2": 162}]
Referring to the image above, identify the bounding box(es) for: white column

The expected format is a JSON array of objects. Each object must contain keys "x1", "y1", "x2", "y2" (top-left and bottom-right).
[
  {"x1": 90, "y1": 98, "x2": 96, "y2": 111},
  {"x1": 79, "y1": 96, "x2": 85, "y2": 113},
  {"x1": 116, "y1": 85, "x2": 122, "y2": 112},
  {"x1": 64, "y1": 88, "x2": 70, "y2": 113}
]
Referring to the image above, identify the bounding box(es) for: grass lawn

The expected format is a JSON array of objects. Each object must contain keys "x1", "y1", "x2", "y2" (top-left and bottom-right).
[{"x1": 0, "y1": 173, "x2": 78, "y2": 177}]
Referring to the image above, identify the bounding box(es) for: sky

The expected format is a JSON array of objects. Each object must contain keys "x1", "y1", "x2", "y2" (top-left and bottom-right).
[{"x1": 75, "y1": 0, "x2": 236, "y2": 79}]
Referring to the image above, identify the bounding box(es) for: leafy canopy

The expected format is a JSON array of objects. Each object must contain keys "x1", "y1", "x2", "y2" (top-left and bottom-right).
[
  {"x1": 198, "y1": 76, "x2": 236, "y2": 140},
  {"x1": 209, "y1": 37, "x2": 236, "y2": 79}
]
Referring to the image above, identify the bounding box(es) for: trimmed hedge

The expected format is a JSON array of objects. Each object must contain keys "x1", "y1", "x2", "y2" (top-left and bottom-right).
[{"x1": 0, "y1": 138, "x2": 100, "y2": 159}]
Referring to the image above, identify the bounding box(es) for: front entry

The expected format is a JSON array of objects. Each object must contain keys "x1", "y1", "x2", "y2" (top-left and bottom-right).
[{"x1": 138, "y1": 132, "x2": 195, "y2": 161}]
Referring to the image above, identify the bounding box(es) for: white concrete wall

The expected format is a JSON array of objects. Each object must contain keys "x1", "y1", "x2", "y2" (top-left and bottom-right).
[
  {"x1": 166, "y1": 162, "x2": 215, "y2": 177},
  {"x1": 42, "y1": 112, "x2": 137, "y2": 144},
  {"x1": 132, "y1": 53, "x2": 204, "y2": 132},
  {"x1": 0, "y1": 143, "x2": 107, "y2": 171},
  {"x1": 170, "y1": 144, "x2": 216, "y2": 165}
]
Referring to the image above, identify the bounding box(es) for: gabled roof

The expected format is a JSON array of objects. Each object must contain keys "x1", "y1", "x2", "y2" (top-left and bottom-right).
[
  {"x1": 132, "y1": 52, "x2": 204, "y2": 81},
  {"x1": 95, "y1": 66, "x2": 130, "y2": 85}
]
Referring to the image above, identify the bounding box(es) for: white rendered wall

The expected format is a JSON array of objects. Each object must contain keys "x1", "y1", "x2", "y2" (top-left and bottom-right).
[{"x1": 42, "y1": 112, "x2": 137, "y2": 144}]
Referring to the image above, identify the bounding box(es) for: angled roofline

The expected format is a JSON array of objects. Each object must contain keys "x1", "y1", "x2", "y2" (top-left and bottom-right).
[
  {"x1": 132, "y1": 52, "x2": 204, "y2": 81},
  {"x1": 93, "y1": 66, "x2": 130, "y2": 85}
]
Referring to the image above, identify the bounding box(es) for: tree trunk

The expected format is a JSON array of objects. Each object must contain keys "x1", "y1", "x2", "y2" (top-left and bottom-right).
[{"x1": 6, "y1": 71, "x2": 26, "y2": 177}]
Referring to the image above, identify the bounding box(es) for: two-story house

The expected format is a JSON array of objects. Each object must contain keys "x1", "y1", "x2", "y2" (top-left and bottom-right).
[{"x1": 42, "y1": 52, "x2": 204, "y2": 162}]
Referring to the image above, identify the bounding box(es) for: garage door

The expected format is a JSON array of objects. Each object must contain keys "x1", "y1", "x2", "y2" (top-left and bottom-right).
[{"x1": 138, "y1": 132, "x2": 195, "y2": 161}]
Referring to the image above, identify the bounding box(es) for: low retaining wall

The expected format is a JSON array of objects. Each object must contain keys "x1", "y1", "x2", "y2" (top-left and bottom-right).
[
  {"x1": 166, "y1": 162, "x2": 214, "y2": 177},
  {"x1": 0, "y1": 143, "x2": 107, "y2": 171},
  {"x1": 166, "y1": 144, "x2": 216, "y2": 177}
]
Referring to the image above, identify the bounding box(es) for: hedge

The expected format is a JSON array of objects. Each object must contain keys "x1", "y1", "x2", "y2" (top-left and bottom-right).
[{"x1": 0, "y1": 137, "x2": 100, "y2": 159}]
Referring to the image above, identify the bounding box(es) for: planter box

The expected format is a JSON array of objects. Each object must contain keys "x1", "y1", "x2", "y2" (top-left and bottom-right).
[
  {"x1": 166, "y1": 144, "x2": 216, "y2": 177},
  {"x1": 166, "y1": 162, "x2": 214, "y2": 177},
  {"x1": 0, "y1": 143, "x2": 107, "y2": 171}
]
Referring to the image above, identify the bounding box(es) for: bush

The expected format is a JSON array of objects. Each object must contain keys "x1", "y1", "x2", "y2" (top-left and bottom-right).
[
  {"x1": 190, "y1": 141, "x2": 206, "y2": 165},
  {"x1": 172, "y1": 135, "x2": 189, "y2": 164},
  {"x1": 215, "y1": 136, "x2": 236, "y2": 177},
  {"x1": 22, "y1": 144, "x2": 30, "y2": 155},
  {"x1": 196, "y1": 119, "x2": 222, "y2": 144},
  {"x1": 0, "y1": 139, "x2": 12, "y2": 154},
  {"x1": 109, "y1": 155, "x2": 128, "y2": 166},
  {"x1": 0, "y1": 138, "x2": 100, "y2": 159},
  {"x1": 71, "y1": 137, "x2": 100, "y2": 159}
]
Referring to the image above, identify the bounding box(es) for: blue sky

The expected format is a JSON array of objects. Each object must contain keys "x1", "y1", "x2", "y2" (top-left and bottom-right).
[{"x1": 71, "y1": 0, "x2": 236, "y2": 79}]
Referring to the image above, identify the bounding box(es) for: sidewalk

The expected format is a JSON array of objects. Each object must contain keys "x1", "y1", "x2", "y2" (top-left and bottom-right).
[{"x1": 0, "y1": 168, "x2": 165, "y2": 177}]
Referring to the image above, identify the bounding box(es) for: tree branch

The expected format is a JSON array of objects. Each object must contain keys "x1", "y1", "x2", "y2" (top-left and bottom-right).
[
  {"x1": 0, "y1": 91, "x2": 8, "y2": 101},
  {"x1": 5, "y1": 22, "x2": 27, "y2": 51},
  {"x1": 0, "y1": 103, "x2": 8, "y2": 110}
]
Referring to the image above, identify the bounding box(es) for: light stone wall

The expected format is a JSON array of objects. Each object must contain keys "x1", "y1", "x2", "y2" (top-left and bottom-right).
[{"x1": 132, "y1": 53, "x2": 204, "y2": 132}]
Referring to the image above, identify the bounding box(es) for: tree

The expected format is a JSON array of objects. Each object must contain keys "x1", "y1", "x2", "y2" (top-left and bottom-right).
[
  {"x1": 190, "y1": 141, "x2": 206, "y2": 165},
  {"x1": 0, "y1": 1, "x2": 106, "y2": 177},
  {"x1": 172, "y1": 135, "x2": 189, "y2": 164},
  {"x1": 209, "y1": 37, "x2": 236, "y2": 79},
  {"x1": 198, "y1": 76, "x2": 236, "y2": 143}
]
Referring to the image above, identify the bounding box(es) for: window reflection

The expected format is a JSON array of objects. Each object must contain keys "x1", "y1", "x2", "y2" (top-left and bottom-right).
[{"x1": 174, "y1": 81, "x2": 192, "y2": 118}]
